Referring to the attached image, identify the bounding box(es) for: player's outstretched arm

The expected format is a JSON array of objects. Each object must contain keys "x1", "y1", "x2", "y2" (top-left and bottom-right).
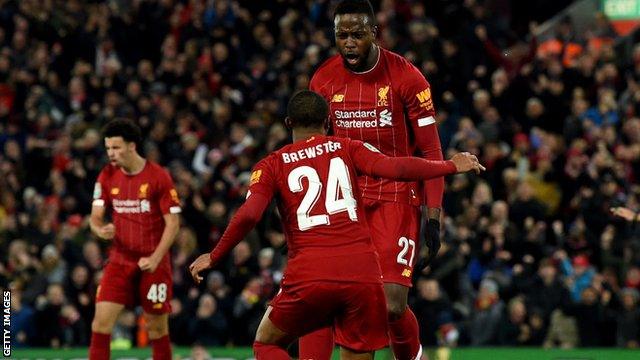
[
  {"x1": 189, "y1": 192, "x2": 272, "y2": 284},
  {"x1": 352, "y1": 142, "x2": 484, "y2": 181}
]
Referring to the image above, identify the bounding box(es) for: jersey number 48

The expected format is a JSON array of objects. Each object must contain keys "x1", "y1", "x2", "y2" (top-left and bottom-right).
[{"x1": 288, "y1": 157, "x2": 357, "y2": 231}]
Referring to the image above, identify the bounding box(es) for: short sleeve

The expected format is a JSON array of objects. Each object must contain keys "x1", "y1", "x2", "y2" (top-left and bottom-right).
[
  {"x1": 399, "y1": 62, "x2": 436, "y2": 129},
  {"x1": 157, "y1": 168, "x2": 181, "y2": 215},
  {"x1": 246, "y1": 157, "x2": 277, "y2": 200},
  {"x1": 92, "y1": 169, "x2": 110, "y2": 207}
]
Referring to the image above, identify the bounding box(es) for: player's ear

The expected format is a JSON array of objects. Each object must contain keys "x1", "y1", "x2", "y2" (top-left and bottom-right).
[
  {"x1": 284, "y1": 117, "x2": 293, "y2": 130},
  {"x1": 323, "y1": 116, "x2": 331, "y2": 134},
  {"x1": 371, "y1": 25, "x2": 378, "y2": 39}
]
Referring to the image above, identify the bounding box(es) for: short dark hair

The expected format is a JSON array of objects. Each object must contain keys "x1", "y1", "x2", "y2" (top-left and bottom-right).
[
  {"x1": 102, "y1": 118, "x2": 142, "y2": 148},
  {"x1": 334, "y1": 0, "x2": 375, "y2": 24},
  {"x1": 287, "y1": 90, "x2": 329, "y2": 128}
]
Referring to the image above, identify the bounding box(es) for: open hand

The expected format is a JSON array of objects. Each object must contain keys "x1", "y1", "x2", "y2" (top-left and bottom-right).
[
  {"x1": 451, "y1": 152, "x2": 486, "y2": 174},
  {"x1": 189, "y1": 253, "x2": 213, "y2": 284}
]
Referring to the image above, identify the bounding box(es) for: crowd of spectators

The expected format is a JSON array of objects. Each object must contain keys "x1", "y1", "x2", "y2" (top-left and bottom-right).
[{"x1": 1, "y1": 0, "x2": 639, "y2": 350}]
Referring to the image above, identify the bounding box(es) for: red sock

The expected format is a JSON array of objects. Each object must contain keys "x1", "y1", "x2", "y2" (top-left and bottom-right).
[
  {"x1": 299, "y1": 327, "x2": 334, "y2": 360},
  {"x1": 388, "y1": 308, "x2": 421, "y2": 360},
  {"x1": 151, "y1": 335, "x2": 172, "y2": 360},
  {"x1": 253, "y1": 341, "x2": 290, "y2": 360},
  {"x1": 89, "y1": 332, "x2": 111, "y2": 360}
]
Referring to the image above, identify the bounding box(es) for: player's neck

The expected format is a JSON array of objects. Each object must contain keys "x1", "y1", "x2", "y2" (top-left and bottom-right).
[
  {"x1": 352, "y1": 43, "x2": 380, "y2": 74},
  {"x1": 364, "y1": 44, "x2": 380, "y2": 72},
  {"x1": 292, "y1": 127, "x2": 325, "y2": 143},
  {"x1": 121, "y1": 154, "x2": 146, "y2": 175}
]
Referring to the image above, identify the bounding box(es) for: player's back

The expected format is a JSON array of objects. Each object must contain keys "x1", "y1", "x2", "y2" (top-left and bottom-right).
[{"x1": 262, "y1": 135, "x2": 382, "y2": 285}]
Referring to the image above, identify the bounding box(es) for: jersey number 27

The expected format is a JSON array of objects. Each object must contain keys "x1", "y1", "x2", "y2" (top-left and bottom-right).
[{"x1": 288, "y1": 157, "x2": 357, "y2": 231}]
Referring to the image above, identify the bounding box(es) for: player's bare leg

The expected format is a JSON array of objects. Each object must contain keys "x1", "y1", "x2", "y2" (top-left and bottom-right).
[
  {"x1": 339, "y1": 347, "x2": 374, "y2": 360},
  {"x1": 144, "y1": 312, "x2": 172, "y2": 360},
  {"x1": 254, "y1": 306, "x2": 296, "y2": 360},
  {"x1": 299, "y1": 327, "x2": 334, "y2": 360},
  {"x1": 384, "y1": 283, "x2": 422, "y2": 360},
  {"x1": 89, "y1": 301, "x2": 124, "y2": 360}
]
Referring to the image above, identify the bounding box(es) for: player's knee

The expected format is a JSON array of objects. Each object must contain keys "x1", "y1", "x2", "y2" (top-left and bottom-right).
[
  {"x1": 145, "y1": 317, "x2": 169, "y2": 339},
  {"x1": 254, "y1": 326, "x2": 271, "y2": 344},
  {"x1": 91, "y1": 314, "x2": 114, "y2": 333},
  {"x1": 386, "y1": 300, "x2": 407, "y2": 320}
]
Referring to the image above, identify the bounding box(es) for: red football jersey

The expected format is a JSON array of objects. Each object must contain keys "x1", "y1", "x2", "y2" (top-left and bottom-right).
[
  {"x1": 92, "y1": 161, "x2": 181, "y2": 263},
  {"x1": 249, "y1": 135, "x2": 392, "y2": 285},
  {"x1": 310, "y1": 47, "x2": 444, "y2": 206}
]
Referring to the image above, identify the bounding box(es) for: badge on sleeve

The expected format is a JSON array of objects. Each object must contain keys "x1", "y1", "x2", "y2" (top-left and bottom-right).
[
  {"x1": 363, "y1": 142, "x2": 381, "y2": 153},
  {"x1": 93, "y1": 183, "x2": 102, "y2": 199}
]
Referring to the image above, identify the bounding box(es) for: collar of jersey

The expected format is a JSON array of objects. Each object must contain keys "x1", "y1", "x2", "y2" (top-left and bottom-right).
[
  {"x1": 349, "y1": 44, "x2": 380, "y2": 75},
  {"x1": 120, "y1": 159, "x2": 147, "y2": 176}
]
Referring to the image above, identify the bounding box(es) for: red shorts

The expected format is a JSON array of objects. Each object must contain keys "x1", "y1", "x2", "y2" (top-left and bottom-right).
[
  {"x1": 363, "y1": 199, "x2": 421, "y2": 287},
  {"x1": 96, "y1": 258, "x2": 172, "y2": 314},
  {"x1": 269, "y1": 281, "x2": 388, "y2": 352}
]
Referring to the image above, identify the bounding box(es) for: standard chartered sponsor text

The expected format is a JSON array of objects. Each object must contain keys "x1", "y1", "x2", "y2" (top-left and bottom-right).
[
  {"x1": 334, "y1": 109, "x2": 377, "y2": 119},
  {"x1": 112, "y1": 199, "x2": 151, "y2": 214}
]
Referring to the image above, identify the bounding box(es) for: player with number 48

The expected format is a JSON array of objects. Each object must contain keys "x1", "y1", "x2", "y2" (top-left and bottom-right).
[{"x1": 88, "y1": 119, "x2": 181, "y2": 360}]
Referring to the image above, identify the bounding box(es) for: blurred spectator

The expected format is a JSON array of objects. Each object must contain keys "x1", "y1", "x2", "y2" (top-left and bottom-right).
[
  {"x1": 544, "y1": 308, "x2": 579, "y2": 348},
  {"x1": 466, "y1": 278, "x2": 504, "y2": 346},
  {"x1": 411, "y1": 278, "x2": 455, "y2": 347},
  {"x1": 616, "y1": 288, "x2": 640, "y2": 348},
  {"x1": 497, "y1": 297, "x2": 530, "y2": 346},
  {"x1": 556, "y1": 250, "x2": 596, "y2": 302},
  {"x1": 231, "y1": 277, "x2": 266, "y2": 346},
  {"x1": 188, "y1": 293, "x2": 228, "y2": 346},
  {"x1": 9, "y1": 287, "x2": 35, "y2": 347}
]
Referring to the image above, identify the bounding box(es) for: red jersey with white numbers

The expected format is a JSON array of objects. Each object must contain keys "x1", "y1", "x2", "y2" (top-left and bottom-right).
[
  {"x1": 208, "y1": 134, "x2": 457, "y2": 285},
  {"x1": 93, "y1": 161, "x2": 181, "y2": 263},
  {"x1": 249, "y1": 136, "x2": 383, "y2": 284},
  {"x1": 310, "y1": 47, "x2": 444, "y2": 206}
]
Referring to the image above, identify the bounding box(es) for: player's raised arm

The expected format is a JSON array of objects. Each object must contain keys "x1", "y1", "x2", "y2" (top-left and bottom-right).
[
  {"x1": 189, "y1": 161, "x2": 276, "y2": 284},
  {"x1": 90, "y1": 172, "x2": 115, "y2": 240},
  {"x1": 350, "y1": 140, "x2": 484, "y2": 181}
]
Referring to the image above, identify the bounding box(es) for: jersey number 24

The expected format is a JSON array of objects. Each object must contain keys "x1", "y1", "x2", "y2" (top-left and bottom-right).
[{"x1": 288, "y1": 157, "x2": 357, "y2": 231}]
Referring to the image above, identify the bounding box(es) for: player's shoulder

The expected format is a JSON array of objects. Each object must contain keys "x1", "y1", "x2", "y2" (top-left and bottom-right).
[
  {"x1": 381, "y1": 48, "x2": 418, "y2": 71},
  {"x1": 314, "y1": 54, "x2": 342, "y2": 75},
  {"x1": 324, "y1": 135, "x2": 357, "y2": 150},
  {"x1": 146, "y1": 161, "x2": 170, "y2": 175},
  {"x1": 144, "y1": 161, "x2": 174, "y2": 183},
  {"x1": 310, "y1": 55, "x2": 343, "y2": 88},
  {"x1": 98, "y1": 164, "x2": 118, "y2": 179},
  {"x1": 255, "y1": 151, "x2": 280, "y2": 169}
]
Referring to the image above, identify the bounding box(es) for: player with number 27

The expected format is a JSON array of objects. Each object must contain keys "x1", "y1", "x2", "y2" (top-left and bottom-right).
[{"x1": 189, "y1": 91, "x2": 483, "y2": 360}]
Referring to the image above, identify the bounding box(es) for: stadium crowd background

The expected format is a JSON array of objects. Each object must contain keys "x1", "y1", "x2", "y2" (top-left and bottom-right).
[{"x1": 0, "y1": 0, "x2": 639, "y2": 351}]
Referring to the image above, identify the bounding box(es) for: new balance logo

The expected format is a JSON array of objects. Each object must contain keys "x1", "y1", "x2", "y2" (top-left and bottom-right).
[
  {"x1": 379, "y1": 109, "x2": 392, "y2": 126},
  {"x1": 331, "y1": 94, "x2": 344, "y2": 102}
]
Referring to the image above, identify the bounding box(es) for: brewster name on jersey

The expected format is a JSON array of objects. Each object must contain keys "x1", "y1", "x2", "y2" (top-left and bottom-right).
[{"x1": 281, "y1": 140, "x2": 343, "y2": 163}]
